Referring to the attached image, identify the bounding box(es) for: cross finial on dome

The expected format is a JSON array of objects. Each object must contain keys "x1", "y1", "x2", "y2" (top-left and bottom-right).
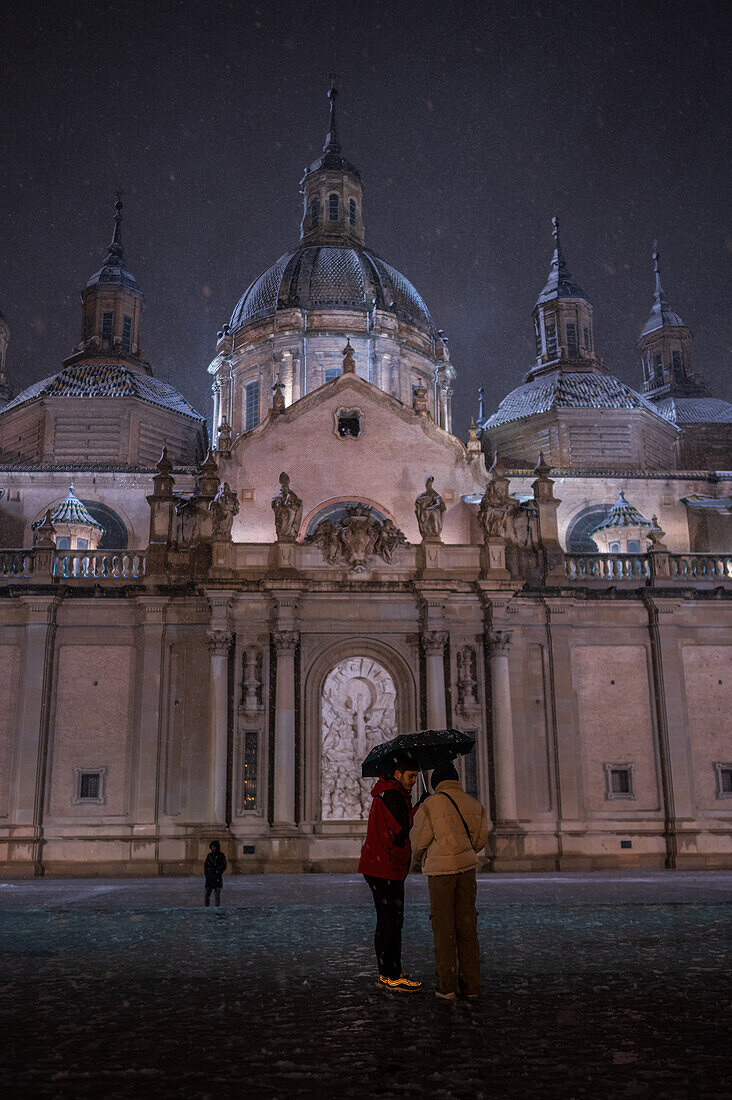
[
  {"x1": 324, "y1": 74, "x2": 341, "y2": 154},
  {"x1": 107, "y1": 189, "x2": 125, "y2": 260},
  {"x1": 651, "y1": 240, "x2": 668, "y2": 311}
]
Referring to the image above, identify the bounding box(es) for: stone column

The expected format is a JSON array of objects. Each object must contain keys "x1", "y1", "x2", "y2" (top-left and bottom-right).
[
  {"x1": 134, "y1": 598, "x2": 167, "y2": 825},
  {"x1": 12, "y1": 597, "x2": 58, "y2": 836},
  {"x1": 422, "y1": 630, "x2": 448, "y2": 729},
  {"x1": 207, "y1": 629, "x2": 233, "y2": 824},
  {"x1": 272, "y1": 630, "x2": 299, "y2": 827},
  {"x1": 487, "y1": 629, "x2": 518, "y2": 822}
]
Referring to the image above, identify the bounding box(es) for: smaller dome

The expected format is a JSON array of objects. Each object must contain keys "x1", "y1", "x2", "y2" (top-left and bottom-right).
[
  {"x1": 654, "y1": 396, "x2": 732, "y2": 426},
  {"x1": 3, "y1": 363, "x2": 205, "y2": 422},
  {"x1": 482, "y1": 369, "x2": 663, "y2": 430},
  {"x1": 32, "y1": 485, "x2": 104, "y2": 533},
  {"x1": 589, "y1": 490, "x2": 649, "y2": 534},
  {"x1": 640, "y1": 305, "x2": 685, "y2": 337}
]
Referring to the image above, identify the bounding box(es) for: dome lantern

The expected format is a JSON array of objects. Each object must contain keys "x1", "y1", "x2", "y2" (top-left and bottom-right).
[{"x1": 299, "y1": 79, "x2": 365, "y2": 247}]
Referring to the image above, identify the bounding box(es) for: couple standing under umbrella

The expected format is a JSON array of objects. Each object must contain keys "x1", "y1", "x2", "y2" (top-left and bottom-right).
[{"x1": 358, "y1": 731, "x2": 489, "y2": 1000}]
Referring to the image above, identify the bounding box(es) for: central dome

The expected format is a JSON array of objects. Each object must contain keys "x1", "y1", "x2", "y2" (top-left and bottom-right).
[{"x1": 230, "y1": 243, "x2": 436, "y2": 337}]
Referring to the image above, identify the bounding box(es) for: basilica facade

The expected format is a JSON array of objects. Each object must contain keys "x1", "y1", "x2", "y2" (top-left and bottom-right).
[{"x1": 0, "y1": 89, "x2": 731, "y2": 876}]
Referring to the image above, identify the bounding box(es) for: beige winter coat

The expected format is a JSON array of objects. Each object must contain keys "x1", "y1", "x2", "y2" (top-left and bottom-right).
[{"x1": 410, "y1": 779, "x2": 489, "y2": 876}]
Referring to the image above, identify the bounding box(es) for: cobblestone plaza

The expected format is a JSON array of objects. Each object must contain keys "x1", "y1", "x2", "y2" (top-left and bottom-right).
[{"x1": 2, "y1": 872, "x2": 730, "y2": 1098}]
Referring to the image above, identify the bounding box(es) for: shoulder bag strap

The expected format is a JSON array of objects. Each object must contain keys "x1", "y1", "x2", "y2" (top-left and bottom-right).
[{"x1": 440, "y1": 791, "x2": 474, "y2": 847}]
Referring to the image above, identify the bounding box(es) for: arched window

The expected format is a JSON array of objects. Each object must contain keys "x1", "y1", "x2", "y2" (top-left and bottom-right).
[
  {"x1": 565, "y1": 504, "x2": 614, "y2": 553},
  {"x1": 329, "y1": 193, "x2": 339, "y2": 221},
  {"x1": 349, "y1": 198, "x2": 356, "y2": 227},
  {"x1": 310, "y1": 197, "x2": 319, "y2": 226},
  {"x1": 80, "y1": 501, "x2": 129, "y2": 549}
]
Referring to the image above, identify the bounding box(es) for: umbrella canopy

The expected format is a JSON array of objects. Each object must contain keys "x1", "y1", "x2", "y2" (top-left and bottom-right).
[{"x1": 361, "y1": 729, "x2": 475, "y2": 778}]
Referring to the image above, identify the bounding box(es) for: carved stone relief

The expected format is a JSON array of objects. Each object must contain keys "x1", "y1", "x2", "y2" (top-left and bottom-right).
[
  {"x1": 306, "y1": 503, "x2": 406, "y2": 572},
  {"x1": 321, "y1": 656, "x2": 397, "y2": 820},
  {"x1": 241, "y1": 645, "x2": 263, "y2": 711},
  {"x1": 457, "y1": 645, "x2": 478, "y2": 707}
]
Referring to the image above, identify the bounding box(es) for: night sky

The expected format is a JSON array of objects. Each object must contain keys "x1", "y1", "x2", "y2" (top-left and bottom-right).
[{"x1": 1, "y1": 0, "x2": 730, "y2": 438}]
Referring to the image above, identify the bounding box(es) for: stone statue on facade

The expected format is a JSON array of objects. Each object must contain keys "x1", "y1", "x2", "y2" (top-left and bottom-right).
[
  {"x1": 415, "y1": 476, "x2": 446, "y2": 540},
  {"x1": 271, "y1": 472, "x2": 302, "y2": 542},
  {"x1": 478, "y1": 476, "x2": 520, "y2": 542},
  {"x1": 209, "y1": 481, "x2": 239, "y2": 539}
]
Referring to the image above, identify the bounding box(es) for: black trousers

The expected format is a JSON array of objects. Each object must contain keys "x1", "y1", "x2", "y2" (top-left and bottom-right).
[
  {"x1": 204, "y1": 884, "x2": 221, "y2": 907},
  {"x1": 363, "y1": 875, "x2": 404, "y2": 979}
]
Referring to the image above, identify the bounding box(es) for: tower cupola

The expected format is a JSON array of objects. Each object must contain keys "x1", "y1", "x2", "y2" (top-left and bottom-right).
[
  {"x1": 637, "y1": 244, "x2": 703, "y2": 399},
  {"x1": 74, "y1": 192, "x2": 147, "y2": 372},
  {"x1": 529, "y1": 218, "x2": 596, "y2": 380},
  {"x1": 300, "y1": 80, "x2": 365, "y2": 246}
]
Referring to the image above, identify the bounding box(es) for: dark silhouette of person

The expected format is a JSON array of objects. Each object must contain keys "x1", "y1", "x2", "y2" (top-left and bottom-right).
[{"x1": 204, "y1": 840, "x2": 227, "y2": 907}]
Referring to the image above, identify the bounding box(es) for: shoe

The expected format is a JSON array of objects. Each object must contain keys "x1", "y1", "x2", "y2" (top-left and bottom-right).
[
  {"x1": 435, "y1": 990, "x2": 457, "y2": 1000},
  {"x1": 382, "y1": 974, "x2": 422, "y2": 991}
]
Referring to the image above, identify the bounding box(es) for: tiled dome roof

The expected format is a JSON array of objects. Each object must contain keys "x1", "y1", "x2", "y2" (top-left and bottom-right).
[
  {"x1": 653, "y1": 396, "x2": 732, "y2": 425},
  {"x1": 590, "y1": 490, "x2": 650, "y2": 533},
  {"x1": 482, "y1": 369, "x2": 665, "y2": 430},
  {"x1": 32, "y1": 485, "x2": 104, "y2": 533},
  {"x1": 3, "y1": 363, "x2": 205, "y2": 421},
  {"x1": 230, "y1": 244, "x2": 436, "y2": 336}
]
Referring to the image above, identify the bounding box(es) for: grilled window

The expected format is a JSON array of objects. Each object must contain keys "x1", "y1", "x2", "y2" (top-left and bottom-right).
[
  {"x1": 584, "y1": 325, "x2": 592, "y2": 352},
  {"x1": 605, "y1": 764, "x2": 635, "y2": 800},
  {"x1": 122, "y1": 315, "x2": 132, "y2": 352},
  {"x1": 329, "y1": 193, "x2": 339, "y2": 221},
  {"x1": 244, "y1": 380, "x2": 260, "y2": 432},
  {"x1": 714, "y1": 763, "x2": 732, "y2": 798},
  {"x1": 101, "y1": 312, "x2": 114, "y2": 343},
  {"x1": 80, "y1": 773, "x2": 100, "y2": 799},
  {"x1": 349, "y1": 198, "x2": 356, "y2": 227},
  {"x1": 243, "y1": 731, "x2": 258, "y2": 809},
  {"x1": 566, "y1": 322, "x2": 578, "y2": 358},
  {"x1": 534, "y1": 324, "x2": 543, "y2": 357},
  {"x1": 82, "y1": 312, "x2": 94, "y2": 341},
  {"x1": 311, "y1": 197, "x2": 319, "y2": 226},
  {"x1": 325, "y1": 367, "x2": 342, "y2": 382},
  {"x1": 546, "y1": 323, "x2": 558, "y2": 358}
]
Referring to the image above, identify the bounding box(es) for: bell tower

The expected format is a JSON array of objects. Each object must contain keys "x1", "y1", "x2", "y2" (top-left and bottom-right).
[
  {"x1": 528, "y1": 217, "x2": 597, "y2": 380},
  {"x1": 637, "y1": 244, "x2": 703, "y2": 399},
  {"x1": 70, "y1": 192, "x2": 149, "y2": 374}
]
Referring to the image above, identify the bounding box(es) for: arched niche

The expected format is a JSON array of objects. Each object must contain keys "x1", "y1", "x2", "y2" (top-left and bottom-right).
[
  {"x1": 302, "y1": 496, "x2": 396, "y2": 540},
  {"x1": 301, "y1": 638, "x2": 417, "y2": 827}
]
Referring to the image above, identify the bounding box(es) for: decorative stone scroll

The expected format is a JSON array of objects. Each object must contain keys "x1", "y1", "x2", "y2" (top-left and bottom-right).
[
  {"x1": 306, "y1": 503, "x2": 406, "y2": 572},
  {"x1": 207, "y1": 629, "x2": 233, "y2": 656},
  {"x1": 422, "y1": 629, "x2": 448, "y2": 656},
  {"x1": 272, "y1": 630, "x2": 299, "y2": 654},
  {"x1": 486, "y1": 629, "x2": 512, "y2": 655},
  {"x1": 321, "y1": 657, "x2": 397, "y2": 820}
]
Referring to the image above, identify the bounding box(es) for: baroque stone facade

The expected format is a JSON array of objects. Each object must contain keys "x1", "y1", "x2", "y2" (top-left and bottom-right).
[{"x1": 0, "y1": 89, "x2": 730, "y2": 876}]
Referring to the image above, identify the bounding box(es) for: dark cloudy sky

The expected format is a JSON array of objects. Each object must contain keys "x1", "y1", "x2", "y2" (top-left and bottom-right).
[{"x1": 1, "y1": 0, "x2": 730, "y2": 437}]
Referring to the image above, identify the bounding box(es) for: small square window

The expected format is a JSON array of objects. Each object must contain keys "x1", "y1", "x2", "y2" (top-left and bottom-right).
[
  {"x1": 627, "y1": 539, "x2": 641, "y2": 553},
  {"x1": 604, "y1": 763, "x2": 635, "y2": 800},
  {"x1": 338, "y1": 413, "x2": 361, "y2": 437},
  {"x1": 74, "y1": 767, "x2": 106, "y2": 805},
  {"x1": 714, "y1": 763, "x2": 732, "y2": 799},
  {"x1": 325, "y1": 367, "x2": 342, "y2": 383}
]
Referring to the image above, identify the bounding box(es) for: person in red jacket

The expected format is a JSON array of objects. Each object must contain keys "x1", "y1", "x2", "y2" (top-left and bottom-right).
[{"x1": 358, "y1": 756, "x2": 423, "y2": 991}]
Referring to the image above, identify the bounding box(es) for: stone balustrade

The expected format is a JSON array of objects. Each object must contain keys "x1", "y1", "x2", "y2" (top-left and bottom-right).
[
  {"x1": 0, "y1": 548, "x2": 146, "y2": 582},
  {"x1": 668, "y1": 553, "x2": 732, "y2": 581},
  {"x1": 0, "y1": 550, "x2": 34, "y2": 578},
  {"x1": 565, "y1": 553, "x2": 651, "y2": 582}
]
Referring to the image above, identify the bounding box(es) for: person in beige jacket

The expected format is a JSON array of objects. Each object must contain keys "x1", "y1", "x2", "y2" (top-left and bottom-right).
[{"x1": 410, "y1": 759, "x2": 489, "y2": 999}]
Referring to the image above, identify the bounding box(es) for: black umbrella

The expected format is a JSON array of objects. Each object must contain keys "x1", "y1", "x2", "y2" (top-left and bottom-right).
[{"x1": 361, "y1": 729, "x2": 475, "y2": 778}]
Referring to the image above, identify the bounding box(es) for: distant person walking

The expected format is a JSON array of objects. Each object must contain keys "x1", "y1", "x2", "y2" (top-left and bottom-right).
[
  {"x1": 411, "y1": 760, "x2": 488, "y2": 999},
  {"x1": 358, "y1": 757, "x2": 424, "y2": 991},
  {"x1": 204, "y1": 840, "x2": 227, "y2": 907}
]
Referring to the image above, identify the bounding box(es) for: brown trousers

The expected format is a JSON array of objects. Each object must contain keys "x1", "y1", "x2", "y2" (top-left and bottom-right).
[{"x1": 427, "y1": 869, "x2": 480, "y2": 996}]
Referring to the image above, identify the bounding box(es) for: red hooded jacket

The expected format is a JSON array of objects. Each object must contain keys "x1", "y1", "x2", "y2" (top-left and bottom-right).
[{"x1": 358, "y1": 776, "x2": 417, "y2": 880}]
